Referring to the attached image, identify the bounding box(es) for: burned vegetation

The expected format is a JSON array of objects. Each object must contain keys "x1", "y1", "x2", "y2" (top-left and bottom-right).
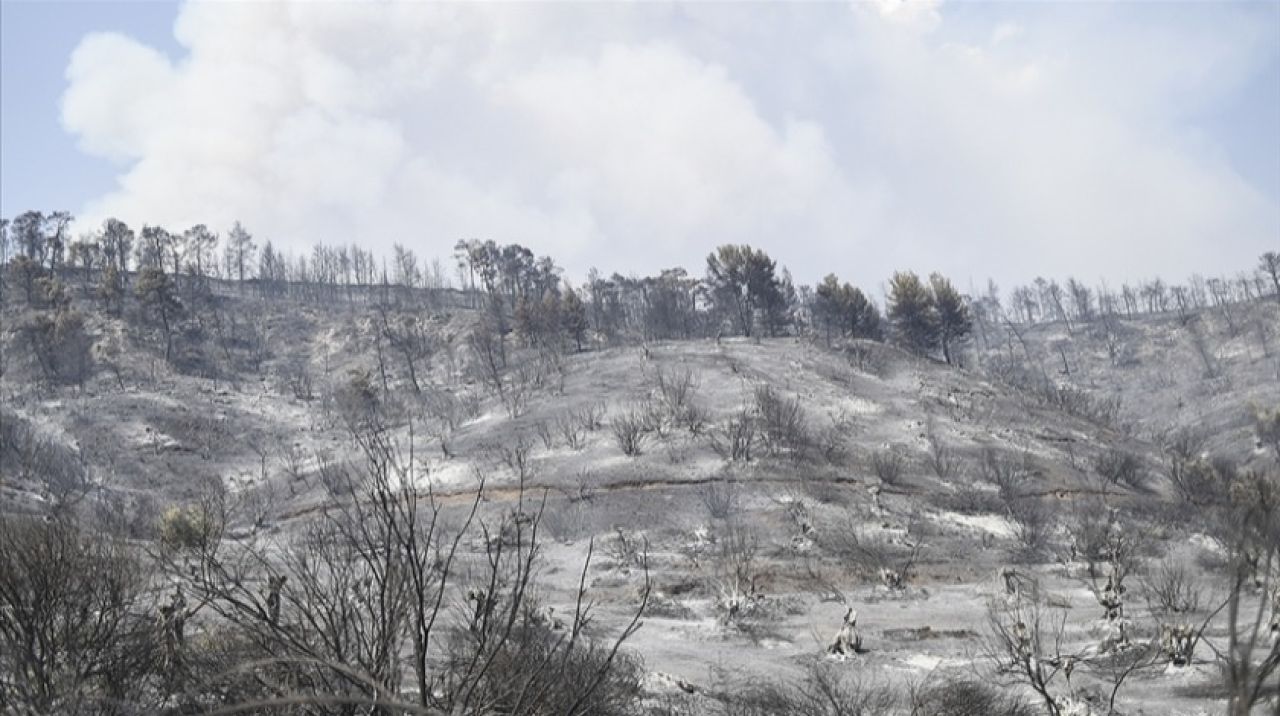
[{"x1": 1, "y1": 219, "x2": 1279, "y2": 715}]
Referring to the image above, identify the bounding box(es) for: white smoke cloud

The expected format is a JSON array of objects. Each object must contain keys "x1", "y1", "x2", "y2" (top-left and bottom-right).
[{"x1": 59, "y1": 1, "x2": 1278, "y2": 289}]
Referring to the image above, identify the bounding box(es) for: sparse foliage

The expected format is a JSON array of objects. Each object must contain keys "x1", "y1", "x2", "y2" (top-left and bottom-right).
[
  {"x1": 871, "y1": 447, "x2": 907, "y2": 486},
  {"x1": 699, "y1": 477, "x2": 741, "y2": 520},
  {"x1": 1253, "y1": 403, "x2": 1280, "y2": 465},
  {"x1": 727, "y1": 663, "x2": 898, "y2": 716},
  {"x1": 0, "y1": 517, "x2": 157, "y2": 715},
  {"x1": 1007, "y1": 497, "x2": 1053, "y2": 559},
  {"x1": 0, "y1": 409, "x2": 89, "y2": 509},
  {"x1": 611, "y1": 407, "x2": 649, "y2": 457},
  {"x1": 1092, "y1": 447, "x2": 1147, "y2": 490},
  {"x1": 820, "y1": 512, "x2": 924, "y2": 590},
  {"x1": 925, "y1": 424, "x2": 962, "y2": 480},
  {"x1": 1141, "y1": 559, "x2": 1204, "y2": 616},
  {"x1": 908, "y1": 678, "x2": 1035, "y2": 716},
  {"x1": 754, "y1": 385, "x2": 810, "y2": 459},
  {"x1": 711, "y1": 406, "x2": 757, "y2": 462}
]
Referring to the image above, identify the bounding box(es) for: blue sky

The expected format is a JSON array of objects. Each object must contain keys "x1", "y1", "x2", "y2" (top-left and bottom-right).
[
  {"x1": 1, "y1": 1, "x2": 181, "y2": 218},
  {"x1": 2, "y1": 0, "x2": 1277, "y2": 290}
]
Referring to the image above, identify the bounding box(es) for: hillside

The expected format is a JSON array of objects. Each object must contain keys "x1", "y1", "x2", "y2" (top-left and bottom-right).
[
  {"x1": 2, "y1": 282, "x2": 1279, "y2": 714},
  {"x1": 2, "y1": 286, "x2": 1164, "y2": 520},
  {"x1": 980, "y1": 298, "x2": 1280, "y2": 460}
]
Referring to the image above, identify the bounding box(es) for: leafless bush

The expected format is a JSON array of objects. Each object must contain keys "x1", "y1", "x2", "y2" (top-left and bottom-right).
[
  {"x1": 678, "y1": 401, "x2": 710, "y2": 436},
  {"x1": 1007, "y1": 497, "x2": 1052, "y2": 559},
  {"x1": 315, "y1": 450, "x2": 355, "y2": 497},
  {"x1": 983, "y1": 586, "x2": 1161, "y2": 715},
  {"x1": 446, "y1": 618, "x2": 646, "y2": 716},
  {"x1": 1049, "y1": 384, "x2": 1123, "y2": 429},
  {"x1": 708, "y1": 519, "x2": 763, "y2": 621},
  {"x1": 535, "y1": 345, "x2": 570, "y2": 395},
  {"x1": 1254, "y1": 316, "x2": 1274, "y2": 359},
  {"x1": 335, "y1": 369, "x2": 385, "y2": 433},
  {"x1": 611, "y1": 408, "x2": 649, "y2": 457},
  {"x1": 0, "y1": 516, "x2": 159, "y2": 715},
  {"x1": 242, "y1": 314, "x2": 271, "y2": 370},
  {"x1": 1252, "y1": 404, "x2": 1280, "y2": 464},
  {"x1": 1141, "y1": 560, "x2": 1204, "y2": 616},
  {"x1": 468, "y1": 333, "x2": 540, "y2": 418},
  {"x1": 644, "y1": 591, "x2": 697, "y2": 621},
  {"x1": 710, "y1": 406, "x2": 757, "y2": 462},
  {"x1": 654, "y1": 365, "x2": 699, "y2": 416},
  {"x1": 754, "y1": 385, "x2": 811, "y2": 459},
  {"x1": 930, "y1": 480, "x2": 1003, "y2": 515},
  {"x1": 666, "y1": 446, "x2": 691, "y2": 473},
  {"x1": 728, "y1": 663, "x2": 898, "y2": 716},
  {"x1": 1083, "y1": 640, "x2": 1164, "y2": 713},
  {"x1": 907, "y1": 678, "x2": 1036, "y2": 716},
  {"x1": 1167, "y1": 455, "x2": 1227, "y2": 505},
  {"x1": 1061, "y1": 500, "x2": 1149, "y2": 621},
  {"x1": 871, "y1": 447, "x2": 907, "y2": 486},
  {"x1": 0, "y1": 408, "x2": 88, "y2": 509},
  {"x1": 817, "y1": 410, "x2": 855, "y2": 464},
  {"x1": 978, "y1": 448, "x2": 1034, "y2": 503},
  {"x1": 94, "y1": 491, "x2": 161, "y2": 540},
  {"x1": 573, "y1": 401, "x2": 606, "y2": 432},
  {"x1": 1209, "y1": 467, "x2": 1280, "y2": 710},
  {"x1": 980, "y1": 598, "x2": 1077, "y2": 715},
  {"x1": 556, "y1": 411, "x2": 588, "y2": 450},
  {"x1": 1093, "y1": 448, "x2": 1147, "y2": 490},
  {"x1": 503, "y1": 361, "x2": 538, "y2": 418},
  {"x1": 563, "y1": 469, "x2": 598, "y2": 505},
  {"x1": 639, "y1": 396, "x2": 671, "y2": 439},
  {"x1": 232, "y1": 473, "x2": 282, "y2": 533},
  {"x1": 801, "y1": 472, "x2": 849, "y2": 506},
  {"x1": 993, "y1": 364, "x2": 1123, "y2": 429},
  {"x1": 168, "y1": 413, "x2": 652, "y2": 716},
  {"x1": 540, "y1": 500, "x2": 588, "y2": 544},
  {"x1": 820, "y1": 516, "x2": 923, "y2": 590},
  {"x1": 699, "y1": 477, "x2": 740, "y2": 520},
  {"x1": 606, "y1": 527, "x2": 645, "y2": 570},
  {"x1": 845, "y1": 342, "x2": 889, "y2": 376},
  {"x1": 1161, "y1": 428, "x2": 1220, "y2": 503},
  {"x1": 1164, "y1": 426, "x2": 1207, "y2": 463},
  {"x1": 1063, "y1": 498, "x2": 1118, "y2": 568},
  {"x1": 421, "y1": 387, "x2": 480, "y2": 432},
  {"x1": 1093, "y1": 317, "x2": 1141, "y2": 369},
  {"x1": 532, "y1": 418, "x2": 555, "y2": 450},
  {"x1": 1189, "y1": 322, "x2": 1221, "y2": 378},
  {"x1": 926, "y1": 427, "x2": 963, "y2": 480},
  {"x1": 495, "y1": 436, "x2": 535, "y2": 482},
  {"x1": 274, "y1": 440, "x2": 306, "y2": 483},
  {"x1": 280, "y1": 357, "x2": 314, "y2": 400}
]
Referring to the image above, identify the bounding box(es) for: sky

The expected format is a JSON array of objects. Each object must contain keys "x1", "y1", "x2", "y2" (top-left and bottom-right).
[{"x1": 1, "y1": 0, "x2": 1278, "y2": 293}]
